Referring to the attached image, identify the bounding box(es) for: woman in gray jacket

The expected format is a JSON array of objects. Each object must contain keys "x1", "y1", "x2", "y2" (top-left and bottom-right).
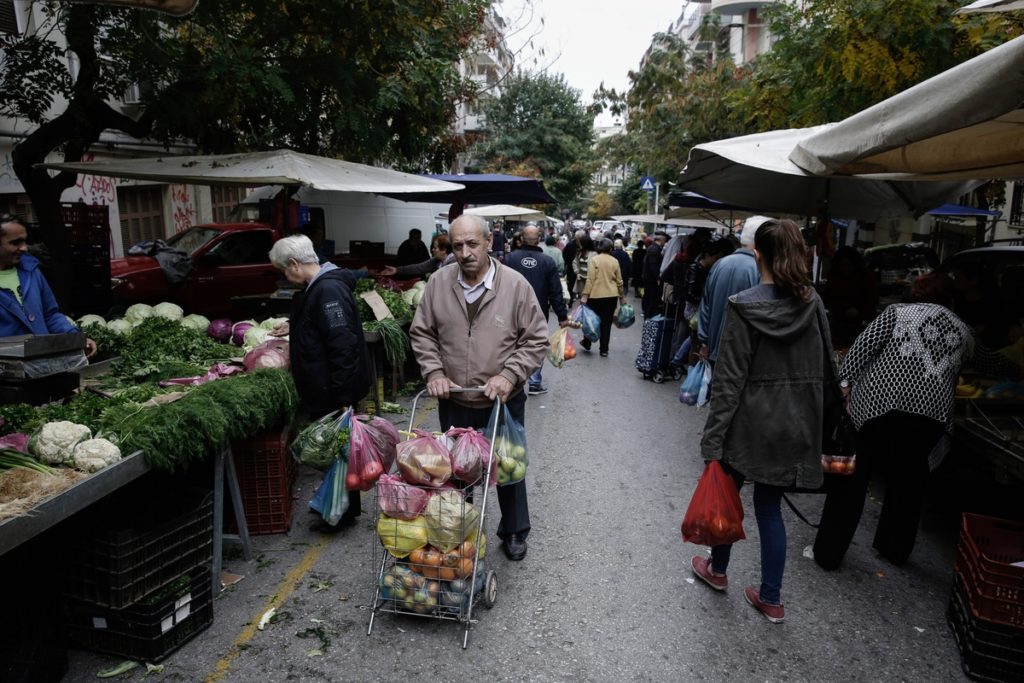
[{"x1": 690, "y1": 219, "x2": 838, "y2": 624}]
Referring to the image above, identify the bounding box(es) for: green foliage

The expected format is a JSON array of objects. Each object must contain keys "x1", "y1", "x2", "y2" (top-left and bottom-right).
[
  {"x1": 592, "y1": 32, "x2": 752, "y2": 189},
  {"x1": 354, "y1": 279, "x2": 411, "y2": 324},
  {"x1": 99, "y1": 369, "x2": 298, "y2": 471},
  {"x1": 476, "y1": 72, "x2": 597, "y2": 205},
  {"x1": 736, "y1": 0, "x2": 1024, "y2": 129},
  {"x1": 613, "y1": 170, "x2": 647, "y2": 216}
]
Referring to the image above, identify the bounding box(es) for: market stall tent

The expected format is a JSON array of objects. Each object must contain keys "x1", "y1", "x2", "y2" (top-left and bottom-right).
[
  {"x1": 955, "y1": 0, "x2": 1024, "y2": 13},
  {"x1": 463, "y1": 205, "x2": 547, "y2": 222},
  {"x1": 38, "y1": 149, "x2": 464, "y2": 194},
  {"x1": 381, "y1": 173, "x2": 555, "y2": 205},
  {"x1": 677, "y1": 127, "x2": 980, "y2": 221},
  {"x1": 788, "y1": 36, "x2": 1024, "y2": 181}
]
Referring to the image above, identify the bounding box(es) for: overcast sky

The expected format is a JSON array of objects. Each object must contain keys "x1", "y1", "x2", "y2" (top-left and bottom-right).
[{"x1": 498, "y1": 0, "x2": 688, "y2": 124}]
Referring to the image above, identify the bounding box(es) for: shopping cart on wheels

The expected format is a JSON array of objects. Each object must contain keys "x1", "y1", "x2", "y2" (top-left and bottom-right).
[{"x1": 367, "y1": 388, "x2": 499, "y2": 648}]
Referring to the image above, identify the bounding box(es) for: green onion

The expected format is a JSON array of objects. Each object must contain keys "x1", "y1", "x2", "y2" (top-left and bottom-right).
[
  {"x1": 363, "y1": 318, "x2": 409, "y2": 368},
  {"x1": 0, "y1": 448, "x2": 55, "y2": 475}
]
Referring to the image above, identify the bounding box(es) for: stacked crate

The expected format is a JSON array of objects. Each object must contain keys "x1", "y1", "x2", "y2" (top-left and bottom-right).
[
  {"x1": 948, "y1": 513, "x2": 1024, "y2": 681},
  {"x1": 228, "y1": 424, "x2": 297, "y2": 535},
  {"x1": 60, "y1": 479, "x2": 215, "y2": 662},
  {"x1": 62, "y1": 203, "x2": 112, "y2": 316}
]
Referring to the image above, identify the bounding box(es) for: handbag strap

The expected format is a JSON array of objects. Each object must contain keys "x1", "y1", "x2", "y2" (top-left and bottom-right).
[{"x1": 782, "y1": 493, "x2": 819, "y2": 529}]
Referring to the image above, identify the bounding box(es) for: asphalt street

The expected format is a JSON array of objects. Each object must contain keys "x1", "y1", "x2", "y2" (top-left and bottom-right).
[{"x1": 63, "y1": 300, "x2": 976, "y2": 682}]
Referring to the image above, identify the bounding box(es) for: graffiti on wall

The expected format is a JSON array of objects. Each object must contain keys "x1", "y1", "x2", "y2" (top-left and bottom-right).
[
  {"x1": 170, "y1": 183, "x2": 196, "y2": 233},
  {"x1": 70, "y1": 153, "x2": 117, "y2": 206}
]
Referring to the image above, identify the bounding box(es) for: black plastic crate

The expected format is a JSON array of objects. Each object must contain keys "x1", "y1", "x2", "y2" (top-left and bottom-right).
[
  {"x1": 68, "y1": 565, "x2": 213, "y2": 663},
  {"x1": 949, "y1": 575, "x2": 1024, "y2": 682},
  {"x1": 60, "y1": 482, "x2": 213, "y2": 609},
  {"x1": 0, "y1": 550, "x2": 68, "y2": 683}
]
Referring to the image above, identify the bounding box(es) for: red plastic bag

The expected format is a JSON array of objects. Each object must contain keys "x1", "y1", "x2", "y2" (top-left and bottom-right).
[
  {"x1": 681, "y1": 461, "x2": 746, "y2": 546},
  {"x1": 396, "y1": 429, "x2": 452, "y2": 487},
  {"x1": 377, "y1": 473, "x2": 431, "y2": 520},
  {"x1": 346, "y1": 417, "x2": 386, "y2": 491},
  {"x1": 367, "y1": 416, "x2": 400, "y2": 473},
  {"x1": 446, "y1": 427, "x2": 496, "y2": 486}
]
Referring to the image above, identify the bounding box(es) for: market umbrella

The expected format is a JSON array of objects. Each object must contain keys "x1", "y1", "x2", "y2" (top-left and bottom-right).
[
  {"x1": 662, "y1": 190, "x2": 757, "y2": 223},
  {"x1": 788, "y1": 36, "x2": 1024, "y2": 180},
  {"x1": 381, "y1": 173, "x2": 555, "y2": 204},
  {"x1": 37, "y1": 149, "x2": 464, "y2": 194},
  {"x1": 463, "y1": 204, "x2": 547, "y2": 221},
  {"x1": 611, "y1": 214, "x2": 726, "y2": 231},
  {"x1": 677, "y1": 127, "x2": 980, "y2": 221},
  {"x1": 954, "y1": 0, "x2": 1024, "y2": 14}
]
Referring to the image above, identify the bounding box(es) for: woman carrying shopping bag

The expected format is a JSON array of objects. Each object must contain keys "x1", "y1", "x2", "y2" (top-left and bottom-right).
[
  {"x1": 579, "y1": 238, "x2": 625, "y2": 357},
  {"x1": 689, "y1": 219, "x2": 839, "y2": 624}
]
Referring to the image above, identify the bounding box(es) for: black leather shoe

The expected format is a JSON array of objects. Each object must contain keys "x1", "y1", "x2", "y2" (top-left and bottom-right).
[{"x1": 502, "y1": 535, "x2": 527, "y2": 561}]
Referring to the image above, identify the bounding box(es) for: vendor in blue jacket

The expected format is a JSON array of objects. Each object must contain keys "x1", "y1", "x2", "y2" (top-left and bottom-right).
[{"x1": 0, "y1": 214, "x2": 96, "y2": 356}]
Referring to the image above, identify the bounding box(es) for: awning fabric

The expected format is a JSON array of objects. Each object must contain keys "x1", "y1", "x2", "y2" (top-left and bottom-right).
[
  {"x1": 38, "y1": 149, "x2": 463, "y2": 194},
  {"x1": 383, "y1": 173, "x2": 555, "y2": 205},
  {"x1": 926, "y1": 204, "x2": 1001, "y2": 217}
]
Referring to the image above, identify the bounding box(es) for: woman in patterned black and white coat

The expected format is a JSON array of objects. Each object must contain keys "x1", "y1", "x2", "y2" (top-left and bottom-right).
[{"x1": 813, "y1": 272, "x2": 1019, "y2": 568}]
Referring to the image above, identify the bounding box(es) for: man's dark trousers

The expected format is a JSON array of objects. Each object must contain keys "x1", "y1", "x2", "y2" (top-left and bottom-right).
[{"x1": 437, "y1": 390, "x2": 529, "y2": 541}]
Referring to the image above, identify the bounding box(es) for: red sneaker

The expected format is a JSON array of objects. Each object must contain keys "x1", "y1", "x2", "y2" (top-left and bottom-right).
[
  {"x1": 691, "y1": 555, "x2": 728, "y2": 591},
  {"x1": 744, "y1": 586, "x2": 785, "y2": 623}
]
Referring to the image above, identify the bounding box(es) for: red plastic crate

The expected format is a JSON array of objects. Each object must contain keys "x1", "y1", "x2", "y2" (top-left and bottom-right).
[
  {"x1": 960, "y1": 514, "x2": 1024, "y2": 591},
  {"x1": 228, "y1": 425, "x2": 296, "y2": 535}
]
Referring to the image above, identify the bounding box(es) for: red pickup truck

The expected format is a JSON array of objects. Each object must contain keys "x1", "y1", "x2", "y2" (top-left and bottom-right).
[
  {"x1": 110, "y1": 222, "x2": 398, "y2": 318},
  {"x1": 111, "y1": 223, "x2": 287, "y2": 318}
]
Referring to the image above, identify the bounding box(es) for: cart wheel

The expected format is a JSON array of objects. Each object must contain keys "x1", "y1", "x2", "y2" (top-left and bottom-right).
[
  {"x1": 652, "y1": 369, "x2": 665, "y2": 384},
  {"x1": 481, "y1": 571, "x2": 497, "y2": 609}
]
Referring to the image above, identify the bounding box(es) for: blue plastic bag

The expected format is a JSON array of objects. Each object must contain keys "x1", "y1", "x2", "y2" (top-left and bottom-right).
[
  {"x1": 571, "y1": 303, "x2": 600, "y2": 342},
  {"x1": 679, "y1": 360, "x2": 707, "y2": 406},
  {"x1": 308, "y1": 410, "x2": 351, "y2": 525},
  {"x1": 697, "y1": 361, "x2": 712, "y2": 407},
  {"x1": 614, "y1": 303, "x2": 636, "y2": 329}
]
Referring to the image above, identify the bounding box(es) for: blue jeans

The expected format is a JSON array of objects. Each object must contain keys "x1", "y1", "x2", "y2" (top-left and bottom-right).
[
  {"x1": 671, "y1": 336, "x2": 691, "y2": 367},
  {"x1": 709, "y1": 465, "x2": 787, "y2": 605},
  {"x1": 529, "y1": 367, "x2": 543, "y2": 388}
]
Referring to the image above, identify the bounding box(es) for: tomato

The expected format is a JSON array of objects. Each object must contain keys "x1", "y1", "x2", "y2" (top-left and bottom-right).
[
  {"x1": 709, "y1": 515, "x2": 730, "y2": 540},
  {"x1": 563, "y1": 343, "x2": 577, "y2": 360},
  {"x1": 345, "y1": 471, "x2": 361, "y2": 490},
  {"x1": 362, "y1": 459, "x2": 384, "y2": 483}
]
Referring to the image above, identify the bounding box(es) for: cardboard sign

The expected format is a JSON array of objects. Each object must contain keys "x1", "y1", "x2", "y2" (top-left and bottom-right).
[{"x1": 359, "y1": 290, "x2": 393, "y2": 321}]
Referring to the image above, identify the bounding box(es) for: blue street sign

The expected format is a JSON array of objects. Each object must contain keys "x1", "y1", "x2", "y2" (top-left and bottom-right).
[{"x1": 640, "y1": 176, "x2": 655, "y2": 192}]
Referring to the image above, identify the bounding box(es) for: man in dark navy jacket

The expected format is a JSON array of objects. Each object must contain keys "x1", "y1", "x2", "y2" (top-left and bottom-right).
[
  {"x1": 505, "y1": 224, "x2": 569, "y2": 395},
  {"x1": 269, "y1": 234, "x2": 370, "y2": 529}
]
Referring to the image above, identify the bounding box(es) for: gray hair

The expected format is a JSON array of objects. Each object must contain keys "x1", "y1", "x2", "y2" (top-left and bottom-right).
[
  {"x1": 269, "y1": 234, "x2": 319, "y2": 269},
  {"x1": 451, "y1": 214, "x2": 490, "y2": 240},
  {"x1": 574, "y1": 230, "x2": 586, "y2": 240}
]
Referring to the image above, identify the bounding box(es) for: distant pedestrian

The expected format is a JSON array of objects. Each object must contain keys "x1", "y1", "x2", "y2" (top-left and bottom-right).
[
  {"x1": 396, "y1": 228, "x2": 430, "y2": 267},
  {"x1": 631, "y1": 239, "x2": 647, "y2": 298},
  {"x1": 506, "y1": 225, "x2": 571, "y2": 395},
  {"x1": 579, "y1": 238, "x2": 625, "y2": 357},
  {"x1": 573, "y1": 236, "x2": 595, "y2": 301},
  {"x1": 563, "y1": 230, "x2": 582, "y2": 302},
  {"x1": 698, "y1": 217, "x2": 772, "y2": 365},
  {"x1": 641, "y1": 233, "x2": 666, "y2": 318},
  {"x1": 610, "y1": 239, "x2": 632, "y2": 296},
  {"x1": 542, "y1": 236, "x2": 565, "y2": 276}
]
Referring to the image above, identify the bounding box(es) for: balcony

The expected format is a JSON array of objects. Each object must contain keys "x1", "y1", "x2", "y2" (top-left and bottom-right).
[{"x1": 710, "y1": 0, "x2": 776, "y2": 15}]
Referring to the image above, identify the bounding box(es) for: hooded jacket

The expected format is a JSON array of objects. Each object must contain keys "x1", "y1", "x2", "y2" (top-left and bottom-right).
[
  {"x1": 409, "y1": 258, "x2": 548, "y2": 409},
  {"x1": 700, "y1": 285, "x2": 838, "y2": 490},
  {"x1": 288, "y1": 265, "x2": 371, "y2": 417},
  {"x1": 0, "y1": 254, "x2": 77, "y2": 337}
]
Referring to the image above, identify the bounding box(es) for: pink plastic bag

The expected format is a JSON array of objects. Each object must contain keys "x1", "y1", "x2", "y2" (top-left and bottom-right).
[
  {"x1": 366, "y1": 416, "x2": 400, "y2": 473},
  {"x1": 446, "y1": 427, "x2": 495, "y2": 486},
  {"x1": 376, "y1": 473, "x2": 431, "y2": 520},
  {"x1": 347, "y1": 417, "x2": 386, "y2": 491},
  {"x1": 396, "y1": 429, "x2": 451, "y2": 487}
]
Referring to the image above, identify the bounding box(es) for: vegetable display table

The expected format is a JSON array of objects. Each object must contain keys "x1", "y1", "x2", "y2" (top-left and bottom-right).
[{"x1": 0, "y1": 450, "x2": 150, "y2": 557}]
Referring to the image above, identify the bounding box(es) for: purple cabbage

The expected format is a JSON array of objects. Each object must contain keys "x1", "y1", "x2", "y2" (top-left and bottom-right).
[
  {"x1": 231, "y1": 322, "x2": 255, "y2": 346},
  {"x1": 207, "y1": 318, "x2": 233, "y2": 342}
]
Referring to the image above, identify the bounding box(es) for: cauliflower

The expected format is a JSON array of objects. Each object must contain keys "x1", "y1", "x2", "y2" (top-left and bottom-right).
[
  {"x1": 29, "y1": 421, "x2": 92, "y2": 465},
  {"x1": 71, "y1": 438, "x2": 122, "y2": 473}
]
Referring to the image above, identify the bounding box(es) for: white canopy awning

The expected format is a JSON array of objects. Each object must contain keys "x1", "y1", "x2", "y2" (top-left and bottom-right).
[
  {"x1": 463, "y1": 204, "x2": 547, "y2": 221},
  {"x1": 677, "y1": 127, "x2": 979, "y2": 220},
  {"x1": 955, "y1": 0, "x2": 1024, "y2": 14},
  {"x1": 612, "y1": 215, "x2": 726, "y2": 231},
  {"x1": 788, "y1": 36, "x2": 1024, "y2": 180},
  {"x1": 38, "y1": 149, "x2": 463, "y2": 194}
]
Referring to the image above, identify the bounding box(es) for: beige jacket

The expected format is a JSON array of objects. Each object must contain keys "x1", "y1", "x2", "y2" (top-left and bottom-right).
[
  {"x1": 409, "y1": 258, "x2": 548, "y2": 408},
  {"x1": 582, "y1": 253, "x2": 624, "y2": 299}
]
